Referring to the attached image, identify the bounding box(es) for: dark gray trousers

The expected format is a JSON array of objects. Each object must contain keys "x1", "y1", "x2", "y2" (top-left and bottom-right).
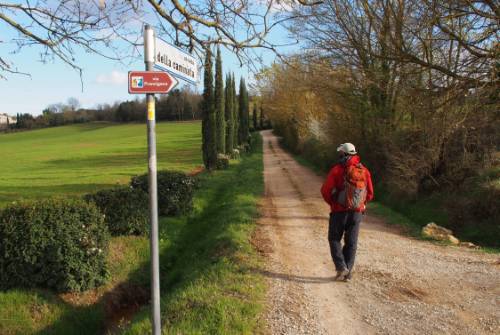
[{"x1": 328, "y1": 211, "x2": 362, "y2": 271}]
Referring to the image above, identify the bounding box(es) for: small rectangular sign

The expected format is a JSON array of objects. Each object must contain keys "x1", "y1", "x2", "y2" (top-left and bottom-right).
[
  {"x1": 147, "y1": 100, "x2": 155, "y2": 121},
  {"x1": 154, "y1": 38, "x2": 199, "y2": 84},
  {"x1": 128, "y1": 71, "x2": 178, "y2": 94}
]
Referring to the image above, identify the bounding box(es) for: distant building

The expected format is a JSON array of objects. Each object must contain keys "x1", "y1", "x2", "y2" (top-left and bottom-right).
[{"x1": 0, "y1": 113, "x2": 17, "y2": 129}]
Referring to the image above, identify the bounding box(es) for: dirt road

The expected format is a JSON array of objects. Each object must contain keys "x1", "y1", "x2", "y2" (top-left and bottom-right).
[{"x1": 256, "y1": 130, "x2": 499, "y2": 335}]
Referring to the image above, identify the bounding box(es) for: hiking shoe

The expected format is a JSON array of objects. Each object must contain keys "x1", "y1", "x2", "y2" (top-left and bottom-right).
[
  {"x1": 334, "y1": 269, "x2": 349, "y2": 281},
  {"x1": 344, "y1": 269, "x2": 354, "y2": 282}
]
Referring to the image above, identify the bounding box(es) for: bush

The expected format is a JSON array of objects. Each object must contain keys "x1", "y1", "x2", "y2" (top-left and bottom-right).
[
  {"x1": 230, "y1": 149, "x2": 241, "y2": 159},
  {"x1": 0, "y1": 199, "x2": 109, "y2": 292},
  {"x1": 445, "y1": 176, "x2": 500, "y2": 247},
  {"x1": 130, "y1": 170, "x2": 197, "y2": 216},
  {"x1": 216, "y1": 154, "x2": 230, "y2": 170},
  {"x1": 302, "y1": 137, "x2": 337, "y2": 172},
  {"x1": 85, "y1": 187, "x2": 149, "y2": 236},
  {"x1": 238, "y1": 143, "x2": 251, "y2": 153}
]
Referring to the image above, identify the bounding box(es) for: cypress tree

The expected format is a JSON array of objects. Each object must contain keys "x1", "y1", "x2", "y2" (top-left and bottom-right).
[
  {"x1": 238, "y1": 78, "x2": 244, "y2": 144},
  {"x1": 245, "y1": 86, "x2": 250, "y2": 137},
  {"x1": 260, "y1": 106, "x2": 264, "y2": 129},
  {"x1": 253, "y1": 103, "x2": 258, "y2": 131},
  {"x1": 238, "y1": 78, "x2": 249, "y2": 144},
  {"x1": 201, "y1": 48, "x2": 217, "y2": 170},
  {"x1": 214, "y1": 47, "x2": 225, "y2": 154},
  {"x1": 232, "y1": 74, "x2": 239, "y2": 147},
  {"x1": 224, "y1": 73, "x2": 234, "y2": 154}
]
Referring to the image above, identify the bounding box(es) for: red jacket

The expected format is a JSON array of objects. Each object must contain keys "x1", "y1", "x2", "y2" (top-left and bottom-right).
[{"x1": 321, "y1": 155, "x2": 374, "y2": 213}]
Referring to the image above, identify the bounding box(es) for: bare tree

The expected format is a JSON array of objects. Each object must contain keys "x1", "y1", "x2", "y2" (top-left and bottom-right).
[
  {"x1": 0, "y1": 0, "x2": 142, "y2": 79},
  {"x1": 289, "y1": 0, "x2": 498, "y2": 89},
  {"x1": 1, "y1": 1, "x2": 325, "y2": 79},
  {"x1": 67, "y1": 97, "x2": 80, "y2": 112},
  {"x1": 139, "y1": 0, "x2": 326, "y2": 68},
  {"x1": 258, "y1": 0, "x2": 498, "y2": 196}
]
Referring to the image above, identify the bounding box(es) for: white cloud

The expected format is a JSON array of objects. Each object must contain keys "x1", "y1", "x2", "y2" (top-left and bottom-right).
[{"x1": 95, "y1": 70, "x2": 127, "y2": 85}]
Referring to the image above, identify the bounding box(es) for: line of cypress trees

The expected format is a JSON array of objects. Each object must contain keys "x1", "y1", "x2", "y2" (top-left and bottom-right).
[
  {"x1": 224, "y1": 73, "x2": 234, "y2": 154},
  {"x1": 201, "y1": 48, "x2": 217, "y2": 170},
  {"x1": 202, "y1": 47, "x2": 252, "y2": 162},
  {"x1": 214, "y1": 47, "x2": 225, "y2": 154}
]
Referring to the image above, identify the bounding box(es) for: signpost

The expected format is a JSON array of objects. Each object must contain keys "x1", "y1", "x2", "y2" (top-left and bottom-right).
[
  {"x1": 128, "y1": 71, "x2": 178, "y2": 94},
  {"x1": 128, "y1": 24, "x2": 198, "y2": 335},
  {"x1": 144, "y1": 25, "x2": 161, "y2": 335}
]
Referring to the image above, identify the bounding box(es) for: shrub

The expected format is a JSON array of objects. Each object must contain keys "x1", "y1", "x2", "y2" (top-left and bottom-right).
[
  {"x1": 0, "y1": 199, "x2": 109, "y2": 293},
  {"x1": 216, "y1": 154, "x2": 230, "y2": 170},
  {"x1": 231, "y1": 148, "x2": 240, "y2": 160},
  {"x1": 130, "y1": 170, "x2": 197, "y2": 216},
  {"x1": 445, "y1": 177, "x2": 500, "y2": 247},
  {"x1": 238, "y1": 143, "x2": 251, "y2": 153},
  {"x1": 302, "y1": 137, "x2": 337, "y2": 172},
  {"x1": 85, "y1": 187, "x2": 149, "y2": 236}
]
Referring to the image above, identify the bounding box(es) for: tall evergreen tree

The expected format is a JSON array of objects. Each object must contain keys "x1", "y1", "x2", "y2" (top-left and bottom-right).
[
  {"x1": 224, "y1": 73, "x2": 234, "y2": 154},
  {"x1": 238, "y1": 78, "x2": 249, "y2": 145},
  {"x1": 245, "y1": 88, "x2": 250, "y2": 136},
  {"x1": 201, "y1": 48, "x2": 217, "y2": 170},
  {"x1": 232, "y1": 74, "x2": 239, "y2": 147},
  {"x1": 260, "y1": 106, "x2": 264, "y2": 129},
  {"x1": 214, "y1": 47, "x2": 225, "y2": 154},
  {"x1": 253, "y1": 103, "x2": 258, "y2": 131}
]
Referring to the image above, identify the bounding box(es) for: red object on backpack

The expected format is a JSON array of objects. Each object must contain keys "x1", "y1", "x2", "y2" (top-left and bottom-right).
[{"x1": 321, "y1": 155, "x2": 374, "y2": 213}]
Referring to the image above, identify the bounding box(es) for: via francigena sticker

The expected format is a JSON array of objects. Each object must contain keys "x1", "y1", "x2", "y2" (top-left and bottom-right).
[{"x1": 147, "y1": 100, "x2": 155, "y2": 121}]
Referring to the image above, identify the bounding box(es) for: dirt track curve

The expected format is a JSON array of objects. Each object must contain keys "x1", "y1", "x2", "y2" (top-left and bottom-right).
[{"x1": 255, "y1": 130, "x2": 500, "y2": 335}]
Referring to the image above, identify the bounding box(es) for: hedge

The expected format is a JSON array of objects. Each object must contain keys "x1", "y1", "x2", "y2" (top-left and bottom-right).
[
  {"x1": 0, "y1": 199, "x2": 109, "y2": 292},
  {"x1": 216, "y1": 154, "x2": 230, "y2": 170},
  {"x1": 130, "y1": 170, "x2": 197, "y2": 216},
  {"x1": 85, "y1": 187, "x2": 149, "y2": 236}
]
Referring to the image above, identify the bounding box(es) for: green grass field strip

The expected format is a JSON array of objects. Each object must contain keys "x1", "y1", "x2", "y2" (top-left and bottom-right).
[
  {"x1": 123, "y1": 132, "x2": 265, "y2": 334},
  {"x1": 0, "y1": 122, "x2": 202, "y2": 207},
  {"x1": 0, "y1": 132, "x2": 266, "y2": 334}
]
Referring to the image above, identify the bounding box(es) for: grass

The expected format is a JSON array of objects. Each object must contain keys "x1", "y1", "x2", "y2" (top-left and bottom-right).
[
  {"x1": 123, "y1": 133, "x2": 265, "y2": 334},
  {"x1": 0, "y1": 235, "x2": 150, "y2": 335},
  {"x1": 371, "y1": 186, "x2": 448, "y2": 234},
  {"x1": 0, "y1": 122, "x2": 202, "y2": 207},
  {"x1": 0, "y1": 129, "x2": 266, "y2": 334}
]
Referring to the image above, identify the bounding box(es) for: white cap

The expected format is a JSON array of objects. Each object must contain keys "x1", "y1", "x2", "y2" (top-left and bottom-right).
[{"x1": 337, "y1": 143, "x2": 357, "y2": 155}]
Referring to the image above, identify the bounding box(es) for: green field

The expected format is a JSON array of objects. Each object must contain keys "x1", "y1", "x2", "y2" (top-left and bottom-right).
[
  {"x1": 0, "y1": 122, "x2": 202, "y2": 206},
  {"x1": 0, "y1": 126, "x2": 266, "y2": 334}
]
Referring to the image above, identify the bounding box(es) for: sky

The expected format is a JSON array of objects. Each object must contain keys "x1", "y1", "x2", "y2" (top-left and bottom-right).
[{"x1": 0, "y1": 2, "x2": 297, "y2": 116}]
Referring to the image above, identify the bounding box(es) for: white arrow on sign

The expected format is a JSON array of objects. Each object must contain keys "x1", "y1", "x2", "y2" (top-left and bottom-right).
[{"x1": 153, "y1": 38, "x2": 199, "y2": 85}]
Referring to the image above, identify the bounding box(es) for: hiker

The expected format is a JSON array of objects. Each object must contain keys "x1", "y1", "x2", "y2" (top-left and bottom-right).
[{"x1": 321, "y1": 143, "x2": 374, "y2": 281}]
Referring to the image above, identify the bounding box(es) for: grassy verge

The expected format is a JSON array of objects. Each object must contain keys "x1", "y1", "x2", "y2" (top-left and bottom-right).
[
  {"x1": 0, "y1": 235, "x2": 150, "y2": 335},
  {"x1": 370, "y1": 187, "x2": 448, "y2": 236},
  {"x1": 123, "y1": 132, "x2": 265, "y2": 334},
  {"x1": 0, "y1": 132, "x2": 266, "y2": 334}
]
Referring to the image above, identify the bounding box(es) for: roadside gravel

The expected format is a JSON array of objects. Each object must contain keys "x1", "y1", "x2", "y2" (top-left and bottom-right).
[{"x1": 257, "y1": 130, "x2": 500, "y2": 335}]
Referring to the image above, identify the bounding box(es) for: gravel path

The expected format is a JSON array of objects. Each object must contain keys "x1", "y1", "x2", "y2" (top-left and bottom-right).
[{"x1": 257, "y1": 130, "x2": 500, "y2": 335}]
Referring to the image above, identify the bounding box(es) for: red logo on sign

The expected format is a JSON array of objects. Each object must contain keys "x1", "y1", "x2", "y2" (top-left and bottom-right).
[{"x1": 128, "y1": 71, "x2": 178, "y2": 94}]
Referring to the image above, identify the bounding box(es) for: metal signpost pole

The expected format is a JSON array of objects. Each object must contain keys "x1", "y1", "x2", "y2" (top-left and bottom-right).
[{"x1": 144, "y1": 24, "x2": 161, "y2": 335}]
